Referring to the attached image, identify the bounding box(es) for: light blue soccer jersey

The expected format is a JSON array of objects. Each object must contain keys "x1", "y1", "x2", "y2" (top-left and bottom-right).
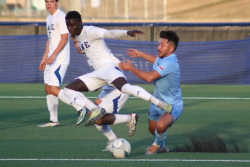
[
  {"x1": 153, "y1": 53, "x2": 183, "y2": 107},
  {"x1": 149, "y1": 53, "x2": 183, "y2": 121}
]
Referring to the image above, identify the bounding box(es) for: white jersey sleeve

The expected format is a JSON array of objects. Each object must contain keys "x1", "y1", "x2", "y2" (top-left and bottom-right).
[
  {"x1": 103, "y1": 30, "x2": 128, "y2": 39},
  {"x1": 85, "y1": 26, "x2": 107, "y2": 41},
  {"x1": 57, "y1": 14, "x2": 69, "y2": 35},
  {"x1": 86, "y1": 27, "x2": 128, "y2": 40}
]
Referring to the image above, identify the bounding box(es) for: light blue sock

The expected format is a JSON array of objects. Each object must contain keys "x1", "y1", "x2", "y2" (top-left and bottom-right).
[{"x1": 155, "y1": 129, "x2": 168, "y2": 147}]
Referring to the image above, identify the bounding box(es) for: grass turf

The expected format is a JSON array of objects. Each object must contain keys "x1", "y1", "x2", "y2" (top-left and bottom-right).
[{"x1": 0, "y1": 84, "x2": 249, "y2": 167}]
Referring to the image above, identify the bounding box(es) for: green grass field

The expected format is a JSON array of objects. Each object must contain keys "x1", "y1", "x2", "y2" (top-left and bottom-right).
[{"x1": 0, "y1": 84, "x2": 249, "y2": 167}]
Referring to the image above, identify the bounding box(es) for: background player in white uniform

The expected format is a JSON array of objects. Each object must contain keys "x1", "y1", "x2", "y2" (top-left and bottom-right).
[
  {"x1": 72, "y1": 37, "x2": 138, "y2": 151},
  {"x1": 119, "y1": 31, "x2": 184, "y2": 155},
  {"x1": 63, "y1": 11, "x2": 173, "y2": 127},
  {"x1": 38, "y1": 0, "x2": 84, "y2": 127}
]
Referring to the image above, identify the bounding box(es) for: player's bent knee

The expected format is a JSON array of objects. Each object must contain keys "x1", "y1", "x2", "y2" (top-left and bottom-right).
[
  {"x1": 66, "y1": 79, "x2": 88, "y2": 92},
  {"x1": 112, "y1": 77, "x2": 127, "y2": 91}
]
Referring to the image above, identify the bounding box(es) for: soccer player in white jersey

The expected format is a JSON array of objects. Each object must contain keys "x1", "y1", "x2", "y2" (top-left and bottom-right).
[
  {"x1": 119, "y1": 31, "x2": 184, "y2": 155},
  {"x1": 63, "y1": 11, "x2": 173, "y2": 127},
  {"x1": 72, "y1": 37, "x2": 138, "y2": 151},
  {"x1": 38, "y1": 0, "x2": 85, "y2": 127}
]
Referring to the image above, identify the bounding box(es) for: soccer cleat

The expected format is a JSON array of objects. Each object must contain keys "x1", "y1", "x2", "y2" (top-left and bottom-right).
[
  {"x1": 145, "y1": 145, "x2": 160, "y2": 155},
  {"x1": 157, "y1": 146, "x2": 169, "y2": 153},
  {"x1": 158, "y1": 101, "x2": 173, "y2": 113},
  {"x1": 37, "y1": 121, "x2": 59, "y2": 127},
  {"x1": 127, "y1": 113, "x2": 139, "y2": 137},
  {"x1": 76, "y1": 108, "x2": 87, "y2": 126},
  {"x1": 145, "y1": 145, "x2": 169, "y2": 155},
  {"x1": 84, "y1": 107, "x2": 106, "y2": 127}
]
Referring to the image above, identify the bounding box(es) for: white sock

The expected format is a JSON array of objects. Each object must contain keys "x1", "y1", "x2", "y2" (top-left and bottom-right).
[
  {"x1": 113, "y1": 114, "x2": 132, "y2": 124},
  {"x1": 58, "y1": 89, "x2": 82, "y2": 111},
  {"x1": 46, "y1": 94, "x2": 58, "y2": 122},
  {"x1": 121, "y1": 83, "x2": 160, "y2": 106},
  {"x1": 95, "y1": 124, "x2": 117, "y2": 141},
  {"x1": 85, "y1": 99, "x2": 97, "y2": 111},
  {"x1": 64, "y1": 88, "x2": 97, "y2": 110}
]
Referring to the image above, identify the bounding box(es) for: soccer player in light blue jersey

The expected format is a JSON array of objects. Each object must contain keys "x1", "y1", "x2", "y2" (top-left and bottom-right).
[{"x1": 119, "y1": 30, "x2": 184, "y2": 155}]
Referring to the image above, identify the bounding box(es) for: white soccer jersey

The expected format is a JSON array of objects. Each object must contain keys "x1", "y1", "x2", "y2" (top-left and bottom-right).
[
  {"x1": 46, "y1": 9, "x2": 70, "y2": 64},
  {"x1": 76, "y1": 26, "x2": 124, "y2": 70}
]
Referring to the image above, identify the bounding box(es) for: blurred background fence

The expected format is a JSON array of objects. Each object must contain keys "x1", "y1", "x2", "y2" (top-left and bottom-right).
[
  {"x1": 0, "y1": 24, "x2": 250, "y2": 84},
  {"x1": 0, "y1": 22, "x2": 250, "y2": 42}
]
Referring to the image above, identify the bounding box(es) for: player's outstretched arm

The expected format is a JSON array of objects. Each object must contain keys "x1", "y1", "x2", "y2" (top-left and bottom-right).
[
  {"x1": 119, "y1": 60, "x2": 160, "y2": 82},
  {"x1": 127, "y1": 48, "x2": 156, "y2": 63},
  {"x1": 103, "y1": 29, "x2": 143, "y2": 39}
]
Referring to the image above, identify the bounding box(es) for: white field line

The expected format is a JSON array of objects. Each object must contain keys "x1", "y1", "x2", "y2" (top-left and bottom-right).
[
  {"x1": 0, "y1": 158, "x2": 249, "y2": 163},
  {"x1": 0, "y1": 96, "x2": 249, "y2": 100}
]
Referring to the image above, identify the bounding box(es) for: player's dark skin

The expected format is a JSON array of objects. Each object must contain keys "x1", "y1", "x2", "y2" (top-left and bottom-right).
[{"x1": 65, "y1": 18, "x2": 143, "y2": 125}]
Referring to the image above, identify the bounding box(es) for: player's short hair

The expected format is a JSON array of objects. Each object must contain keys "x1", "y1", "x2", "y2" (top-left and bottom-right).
[
  {"x1": 65, "y1": 11, "x2": 82, "y2": 22},
  {"x1": 160, "y1": 31, "x2": 179, "y2": 51}
]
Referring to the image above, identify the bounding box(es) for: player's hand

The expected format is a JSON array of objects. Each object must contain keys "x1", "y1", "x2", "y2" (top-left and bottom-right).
[
  {"x1": 39, "y1": 60, "x2": 46, "y2": 71},
  {"x1": 118, "y1": 60, "x2": 133, "y2": 71},
  {"x1": 76, "y1": 46, "x2": 83, "y2": 54},
  {"x1": 127, "y1": 30, "x2": 144, "y2": 37},
  {"x1": 46, "y1": 56, "x2": 55, "y2": 65},
  {"x1": 127, "y1": 48, "x2": 141, "y2": 58},
  {"x1": 72, "y1": 37, "x2": 83, "y2": 54}
]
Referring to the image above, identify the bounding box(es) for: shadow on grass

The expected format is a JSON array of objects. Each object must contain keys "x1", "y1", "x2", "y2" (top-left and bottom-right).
[{"x1": 172, "y1": 133, "x2": 249, "y2": 153}]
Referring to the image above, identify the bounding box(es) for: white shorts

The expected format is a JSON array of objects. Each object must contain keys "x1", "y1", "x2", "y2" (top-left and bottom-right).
[
  {"x1": 44, "y1": 64, "x2": 68, "y2": 87},
  {"x1": 98, "y1": 88, "x2": 129, "y2": 114},
  {"x1": 78, "y1": 63, "x2": 126, "y2": 92}
]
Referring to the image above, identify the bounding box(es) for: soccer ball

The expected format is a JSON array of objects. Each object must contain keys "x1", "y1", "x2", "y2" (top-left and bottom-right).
[{"x1": 110, "y1": 138, "x2": 131, "y2": 158}]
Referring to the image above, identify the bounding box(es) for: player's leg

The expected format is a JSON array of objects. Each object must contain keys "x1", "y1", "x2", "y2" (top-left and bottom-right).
[
  {"x1": 112, "y1": 77, "x2": 172, "y2": 113},
  {"x1": 37, "y1": 83, "x2": 60, "y2": 127},
  {"x1": 146, "y1": 113, "x2": 173, "y2": 155},
  {"x1": 144, "y1": 105, "x2": 166, "y2": 154},
  {"x1": 64, "y1": 79, "x2": 98, "y2": 110},
  {"x1": 94, "y1": 89, "x2": 137, "y2": 150},
  {"x1": 95, "y1": 113, "x2": 138, "y2": 137},
  {"x1": 146, "y1": 105, "x2": 184, "y2": 155},
  {"x1": 86, "y1": 90, "x2": 133, "y2": 127},
  {"x1": 38, "y1": 64, "x2": 60, "y2": 127},
  {"x1": 85, "y1": 88, "x2": 139, "y2": 136},
  {"x1": 85, "y1": 87, "x2": 120, "y2": 151},
  {"x1": 64, "y1": 74, "x2": 107, "y2": 125},
  {"x1": 76, "y1": 92, "x2": 104, "y2": 126},
  {"x1": 38, "y1": 64, "x2": 84, "y2": 127},
  {"x1": 79, "y1": 65, "x2": 140, "y2": 132},
  {"x1": 95, "y1": 124, "x2": 118, "y2": 151}
]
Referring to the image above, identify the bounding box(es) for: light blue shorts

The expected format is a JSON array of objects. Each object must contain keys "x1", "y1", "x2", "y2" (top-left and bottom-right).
[{"x1": 148, "y1": 104, "x2": 183, "y2": 122}]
